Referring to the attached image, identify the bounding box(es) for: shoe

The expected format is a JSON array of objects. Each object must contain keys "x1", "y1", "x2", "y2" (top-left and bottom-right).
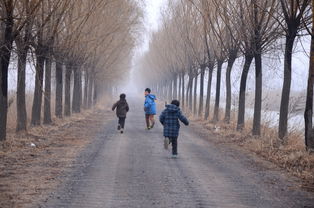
[
  {"x1": 164, "y1": 138, "x2": 169, "y2": 150},
  {"x1": 146, "y1": 127, "x2": 151, "y2": 130},
  {"x1": 120, "y1": 129, "x2": 124, "y2": 134},
  {"x1": 117, "y1": 125, "x2": 121, "y2": 130},
  {"x1": 172, "y1": 154, "x2": 178, "y2": 159}
]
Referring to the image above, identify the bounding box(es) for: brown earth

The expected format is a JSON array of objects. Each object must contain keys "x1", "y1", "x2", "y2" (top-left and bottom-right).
[{"x1": 0, "y1": 107, "x2": 114, "y2": 208}]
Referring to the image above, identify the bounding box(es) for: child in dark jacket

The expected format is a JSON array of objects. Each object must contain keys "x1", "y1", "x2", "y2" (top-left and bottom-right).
[
  {"x1": 159, "y1": 100, "x2": 189, "y2": 158},
  {"x1": 112, "y1": 94, "x2": 129, "y2": 134}
]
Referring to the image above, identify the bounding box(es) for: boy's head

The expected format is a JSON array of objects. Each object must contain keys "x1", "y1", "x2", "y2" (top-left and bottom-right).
[
  {"x1": 120, "y1": 93, "x2": 126, "y2": 99},
  {"x1": 171, "y1": 100, "x2": 180, "y2": 107},
  {"x1": 144, "y1": 88, "x2": 151, "y2": 96}
]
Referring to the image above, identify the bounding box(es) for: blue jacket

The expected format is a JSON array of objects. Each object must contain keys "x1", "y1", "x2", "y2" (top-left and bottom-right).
[
  {"x1": 144, "y1": 94, "x2": 157, "y2": 115},
  {"x1": 159, "y1": 104, "x2": 189, "y2": 138}
]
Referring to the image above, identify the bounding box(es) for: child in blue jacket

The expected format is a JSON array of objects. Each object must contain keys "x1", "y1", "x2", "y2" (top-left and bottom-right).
[
  {"x1": 144, "y1": 88, "x2": 157, "y2": 129},
  {"x1": 159, "y1": 100, "x2": 189, "y2": 158}
]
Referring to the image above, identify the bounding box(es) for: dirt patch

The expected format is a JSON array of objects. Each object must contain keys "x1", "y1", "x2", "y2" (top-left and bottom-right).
[
  {"x1": 191, "y1": 118, "x2": 314, "y2": 192},
  {"x1": 0, "y1": 107, "x2": 114, "y2": 208}
]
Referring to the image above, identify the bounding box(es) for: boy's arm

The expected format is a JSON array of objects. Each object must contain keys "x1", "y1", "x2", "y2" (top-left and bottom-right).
[
  {"x1": 144, "y1": 98, "x2": 150, "y2": 108},
  {"x1": 126, "y1": 103, "x2": 129, "y2": 112},
  {"x1": 112, "y1": 102, "x2": 118, "y2": 111},
  {"x1": 178, "y1": 111, "x2": 189, "y2": 126},
  {"x1": 159, "y1": 111, "x2": 165, "y2": 125}
]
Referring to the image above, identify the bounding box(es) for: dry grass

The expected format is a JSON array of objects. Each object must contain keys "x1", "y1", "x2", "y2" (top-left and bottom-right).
[
  {"x1": 190, "y1": 109, "x2": 314, "y2": 191},
  {"x1": 0, "y1": 100, "x2": 114, "y2": 208}
]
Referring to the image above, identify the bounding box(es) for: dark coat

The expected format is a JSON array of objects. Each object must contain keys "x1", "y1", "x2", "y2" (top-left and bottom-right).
[
  {"x1": 112, "y1": 99, "x2": 129, "y2": 118},
  {"x1": 159, "y1": 104, "x2": 189, "y2": 138},
  {"x1": 144, "y1": 94, "x2": 157, "y2": 115}
]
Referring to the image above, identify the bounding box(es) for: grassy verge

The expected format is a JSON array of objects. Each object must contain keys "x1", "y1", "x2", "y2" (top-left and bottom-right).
[{"x1": 188, "y1": 109, "x2": 314, "y2": 192}]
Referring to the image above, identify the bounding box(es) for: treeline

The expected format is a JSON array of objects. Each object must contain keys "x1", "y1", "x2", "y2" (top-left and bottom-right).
[
  {"x1": 137, "y1": 0, "x2": 314, "y2": 150},
  {"x1": 0, "y1": 0, "x2": 142, "y2": 140}
]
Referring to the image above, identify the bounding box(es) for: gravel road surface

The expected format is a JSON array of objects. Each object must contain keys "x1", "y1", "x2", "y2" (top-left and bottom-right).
[{"x1": 43, "y1": 99, "x2": 314, "y2": 208}]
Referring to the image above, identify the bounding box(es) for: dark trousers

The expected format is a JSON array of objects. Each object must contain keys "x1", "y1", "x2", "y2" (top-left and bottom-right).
[
  {"x1": 169, "y1": 137, "x2": 178, "y2": 155},
  {"x1": 118, "y1": 117, "x2": 126, "y2": 128}
]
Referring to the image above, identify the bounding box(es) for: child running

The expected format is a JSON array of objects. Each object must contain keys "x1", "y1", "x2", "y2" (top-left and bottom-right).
[
  {"x1": 159, "y1": 100, "x2": 189, "y2": 158},
  {"x1": 144, "y1": 88, "x2": 157, "y2": 130},
  {"x1": 112, "y1": 93, "x2": 129, "y2": 134}
]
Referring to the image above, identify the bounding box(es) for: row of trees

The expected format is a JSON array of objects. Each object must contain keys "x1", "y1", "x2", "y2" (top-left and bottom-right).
[
  {"x1": 137, "y1": 0, "x2": 314, "y2": 150},
  {"x1": 0, "y1": 0, "x2": 142, "y2": 140}
]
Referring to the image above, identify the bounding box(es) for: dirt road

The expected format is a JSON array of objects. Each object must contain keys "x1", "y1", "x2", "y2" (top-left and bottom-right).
[{"x1": 43, "y1": 99, "x2": 314, "y2": 208}]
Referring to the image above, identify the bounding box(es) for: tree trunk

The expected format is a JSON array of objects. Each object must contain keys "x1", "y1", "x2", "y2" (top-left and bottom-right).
[
  {"x1": 55, "y1": 59, "x2": 63, "y2": 118},
  {"x1": 213, "y1": 60, "x2": 223, "y2": 122},
  {"x1": 304, "y1": 9, "x2": 314, "y2": 150},
  {"x1": 173, "y1": 74, "x2": 178, "y2": 99},
  {"x1": 181, "y1": 73, "x2": 185, "y2": 109},
  {"x1": 198, "y1": 64, "x2": 205, "y2": 117},
  {"x1": 168, "y1": 79, "x2": 173, "y2": 101},
  {"x1": 188, "y1": 74, "x2": 193, "y2": 112},
  {"x1": 205, "y1": 64, "x2": 214, "y2": 120},
  {"x1": 16, "y1": 46, "x2": 28, "y2": 132},
  {"x1": 279, "y1": 34, "x2": 297, "y2": 139},
  {"x1": 43, "y1": 55, "x2": 52, "y2": 124},
  {"x1": 64, "y1": 63, "x2": 72, "y2": 116},
  {"x1": 224, "y1": 54, "x2": 237, "y2": 123},
  {"x1": 87, "y1": 73, "x2": 93, "y2": 108},
  {"x1": 72, "y1": 67, "x2": 82, "y2": 113},
  {"x1": 84, "y1": 71, "x2": 89, "y2": 108},
  {"x1": 178, "y1": 73, "x2": 182, "y2": 102},
  {"x1": 0, "y1": 12, "x2": 14, "y2": 140},
  {"x1": 31, "y1": 49, "x2": 45, "y2": 126},
  {"x1": 252, "y1": 52, "x2": 262, "y2": 136},
  {"x1": 237, "y1": 55, "x2": 254, "y2": 130},
  {"x1": 193, "y1": 72, "x2": 198, "y2": 115},
  {"x1": 93, "y1": 80, "x2": 98, "y2": 105},
  {"x1": 186, "y1": 77, "x2": 190, "y2": 109}
]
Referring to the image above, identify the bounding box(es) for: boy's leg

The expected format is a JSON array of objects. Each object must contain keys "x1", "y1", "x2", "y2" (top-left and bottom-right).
[
  {"x1": 149, "y1": 115, "x2": 155, "y2": 128},
  {"x1": 171, "y1": 137, "x2": 178, "y2": 155},
  {"x1": 145, "y1": 114, "x2": 150, "y2": 128},
  {"x1": 120, "y1": 117, "x2": 126, "y2": 129},
  {"x1": 118, "y1": 117, "x2": 121, "y2": 130},
  {"x1": 164, "y1": 137, "x2": 169, "y2": 150}
]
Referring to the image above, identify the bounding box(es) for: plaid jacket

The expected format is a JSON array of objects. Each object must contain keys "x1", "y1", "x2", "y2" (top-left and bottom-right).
[{"x1": 159, "y1": 104, "x2": 189, "y2": 138}]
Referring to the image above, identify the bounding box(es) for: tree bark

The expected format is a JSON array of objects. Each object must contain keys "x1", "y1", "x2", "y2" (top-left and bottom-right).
[
  {"x1": 43, "y1": 55, "x2": 52, "y2": 124},
  {"x1": 31, "y1": 48, "x2": 46, "y2": 126},
  {"x1": 237, "y1": 55, "x2": 254, "y2": 130},
  {"x1": 198, "y1": 64, "x2": 205, "y2": 117},
  {"x1": 304, "y1": 7, "x2": 314, "y2": 150},
  {"x1": 188, "y1": 74, "x2": 193, "y2": 112},
  {"x1": 84, "y1": 71, "x2": 89, "y2": 108},
  {"x1": 64, "y1": 63, "x2": 72, "y2": 116},
  {"x1": 178, "y1": 73, "x2": 181, "y2": 102},
  {"x1": 87, "y1": 73, "x2": 93, "y2": 108},
  {"x1": 0, "y1": 9, "x2": 14, "y2": 140},
  {"x1": 205, "y1": 64, "x2": 214, "y2": 120},
  {"x1": 173, "y1": 74, "x2": 178, "y2": 99},
  {"x1": 72, "y1": 67, "x2": 82, "y2": 113},
  {"x1": 224, "y1": 54, "x2": 237, "y2": 123},
  {"x1": 16, "y1": 46, "x2": 28, "y2": 132},
  {"x1": 193, "y1": 72, "x2": 198, "y2": 115},
  {"x1": 186, "y1": 76, "x2": 190, "y2": 109},
  {"x1": 181, "y1": 73, "x2": 185, "y2": 109},
  {"x1": 168, "y1": 79, "x2": 173, "y2": 101},
  {"x1": 93, "y1": 80, "x2": 98, "y2": 105},
  {"x1": 55, "y1": 59, "x2": 63, "y2": 118},
  {"x1": 252, "y1": 52, "x2": 262, "y2": 135},
  {"x1": 213, "y1": 60, "x2": 223, "y2": 122},
  {"x1": 279, "y1": 34, "x2": 297, "y2": 139}
]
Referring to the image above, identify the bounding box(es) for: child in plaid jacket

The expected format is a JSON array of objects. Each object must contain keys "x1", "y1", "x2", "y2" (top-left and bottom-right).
[{"x1": 159, "y1": 100, "x2": 189, "y2": 157}]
